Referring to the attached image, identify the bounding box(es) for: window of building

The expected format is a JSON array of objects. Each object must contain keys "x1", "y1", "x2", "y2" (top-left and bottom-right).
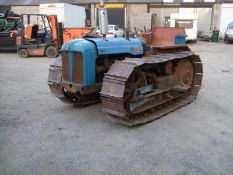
[{"x1": 175, "y1": 20, "x2": 193, "y2": 29}]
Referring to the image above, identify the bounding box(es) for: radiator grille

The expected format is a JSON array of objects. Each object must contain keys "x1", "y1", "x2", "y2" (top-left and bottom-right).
[
  {"x1": 62, "y1": 52, "x2": 69, "y2": 81},
  {"x1": 72, "y1": 52, "x2": 83, "y2": 84}
]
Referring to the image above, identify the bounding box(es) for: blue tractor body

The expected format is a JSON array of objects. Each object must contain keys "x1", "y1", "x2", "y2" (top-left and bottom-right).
[
  {"x1": 61, "y1": 39, "x2": 98, "y2": 87},
  {"x1": 61, "y1": 38, "x2": 143, "y2": 87}
]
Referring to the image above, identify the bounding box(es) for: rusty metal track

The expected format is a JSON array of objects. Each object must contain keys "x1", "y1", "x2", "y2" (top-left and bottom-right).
[
  {"x1": 48, "y1": 59, "x2": 65, "y2": 98},
  {"x1": 48, "y1": 58, "x2": 100, "y2": 106},
  {"x1": 48, "y1": 52, "x2": 203, "y2": 125},
  {"x1": 100, "y1": 51, "x2": 203, "y2": 126}
]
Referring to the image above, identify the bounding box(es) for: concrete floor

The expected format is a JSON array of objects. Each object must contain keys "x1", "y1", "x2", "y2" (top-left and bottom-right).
[{"x1": 0, "y1": 41, "x2": 233, "y2": 175}]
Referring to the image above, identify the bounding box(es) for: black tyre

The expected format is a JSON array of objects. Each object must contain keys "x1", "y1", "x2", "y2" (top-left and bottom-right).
[
  {"x1": 46, "y1": 46, "x2": 58, "y2": 58},
  {"x1": 18, "y1": 49, "x2": 29, "y2": 58},
  {"x1": 114, "y1": 34, "x2": 117, "y2": 38}
]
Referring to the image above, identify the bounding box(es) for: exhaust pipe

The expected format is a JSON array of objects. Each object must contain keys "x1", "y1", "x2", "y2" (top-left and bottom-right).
[{"x1": 98, "y1": 0, "x2": 108, "y2": 39}]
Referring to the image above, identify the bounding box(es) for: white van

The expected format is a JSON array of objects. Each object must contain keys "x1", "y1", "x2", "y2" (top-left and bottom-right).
[
  {"x1": 40, "y1": 3, "x2": 86, "y2": 28},
  {"x1": 170, "y1": 13, "x2": 198, "y2": 42}
]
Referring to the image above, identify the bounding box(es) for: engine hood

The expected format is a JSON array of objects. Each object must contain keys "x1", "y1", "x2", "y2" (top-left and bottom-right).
[{"x1": 87, "y1": 38, "x2": 144, "y2": 56}]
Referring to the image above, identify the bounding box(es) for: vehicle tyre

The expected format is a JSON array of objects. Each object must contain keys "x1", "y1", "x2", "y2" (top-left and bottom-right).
[
  {"x1": 18, "y1": 49, "x2": 29, "y2": 58},
  {"x1": 46, "y1": 46, "x2": 58, "y2": 58},
  {"x1": 114, "y1": 35, "x2": 117, "y2": 38}
]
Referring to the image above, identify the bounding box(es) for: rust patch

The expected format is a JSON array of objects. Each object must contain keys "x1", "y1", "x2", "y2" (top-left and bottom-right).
[
  {"x1": 62, "y1": 52, "x2": 70, "y2": 81},
  {"x1": 72, "y1": 52, "x2": 83, "y2": 84}
]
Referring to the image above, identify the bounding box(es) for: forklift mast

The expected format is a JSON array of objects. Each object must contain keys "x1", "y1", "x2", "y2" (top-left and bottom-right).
[{"x1": 47, "y1": 15, "x2": 59, "y2": 50}]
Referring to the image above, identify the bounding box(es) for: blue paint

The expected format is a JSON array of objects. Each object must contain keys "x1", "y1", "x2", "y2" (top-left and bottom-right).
[
  {"x1": 61, "y1": 39, "x2": 97, "y2": 87},
  {"x1": 175, "y1": 34, "x2": 187, "y2": 44},
  {"x1": 61, "y1": 38, "x2": 144, "y2": 87},
  {"x1": 87, "y1": 38, "x2": 143, "y2": 56}
]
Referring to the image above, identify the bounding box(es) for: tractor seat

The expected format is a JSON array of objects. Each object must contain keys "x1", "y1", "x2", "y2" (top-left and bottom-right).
[
  {"x1": 24, "y1": 24, "x2": 38, "y2": 40},
  {"x1": 24, "y1": 24, "x2": 40, "y2": 44},
  {"x1": 31, "y1": 24, "x2": 38, "y2": 39}
]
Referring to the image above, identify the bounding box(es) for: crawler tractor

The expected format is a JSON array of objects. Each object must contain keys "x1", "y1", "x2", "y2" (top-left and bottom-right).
[{"x1": 48, "y1": 0, "x2": 202, "y2": 126}]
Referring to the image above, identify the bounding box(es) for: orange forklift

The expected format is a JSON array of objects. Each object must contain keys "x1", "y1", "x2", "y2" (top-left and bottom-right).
[{"x1": 16, "y1": 14, "x2": 59, "y2": 58}]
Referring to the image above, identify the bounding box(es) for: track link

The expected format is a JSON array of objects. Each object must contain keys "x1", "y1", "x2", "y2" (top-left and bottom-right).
[{"x1": 100, "y1": 51, "x2": 203, "y2": 126}]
